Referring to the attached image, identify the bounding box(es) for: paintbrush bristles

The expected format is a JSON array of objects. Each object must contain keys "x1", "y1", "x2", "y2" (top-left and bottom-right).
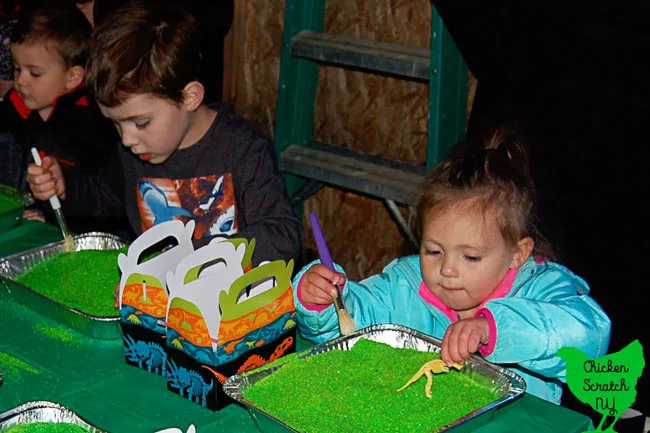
[
  {"x1": 336, "y1": 307, "x2": 357, "y2": 336},
  {"x1": 63, "y1": 235, "x2": 76, "y2": 252},
  {"x1": 331, "y1": 285, "x2": 356, "y2": 336}
]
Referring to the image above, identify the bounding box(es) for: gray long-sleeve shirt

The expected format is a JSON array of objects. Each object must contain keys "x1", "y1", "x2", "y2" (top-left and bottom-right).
[{"x1": 65, "y1": 104, "x2": 304, "y2": 265}]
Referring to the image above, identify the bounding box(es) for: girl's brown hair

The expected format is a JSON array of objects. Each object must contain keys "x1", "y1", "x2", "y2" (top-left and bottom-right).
[
  {"x1": 412, "y1": 128, "x2": 555, "y2": 260},
  {"x1": 85, "y1": 0, "x2": 201, "y2": 107}
]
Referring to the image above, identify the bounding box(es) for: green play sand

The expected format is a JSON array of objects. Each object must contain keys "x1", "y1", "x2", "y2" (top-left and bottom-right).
[
  {"x1": 14, "y1": 248, "x2": 127, "y2": 317},
  {"x1": 33, "y1": 323, "x2": 77, "y2": 343},
  {"x1": 3, "y1": 422, "x2": 87, "y2": 432},
  {"x1": 243, "y1": 339, "x2": 499, "y2": 433},
  {"x1": 0, "y1": 351, "x2": 41, "y2": 377},
  {"x1": 0, "y1": 194, "x2": 22, "y2": 213}
]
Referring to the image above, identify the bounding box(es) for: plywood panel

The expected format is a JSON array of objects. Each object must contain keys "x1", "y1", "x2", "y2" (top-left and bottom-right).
[{"x1": 226, "y1": 0, "x2": 470, "y2": 281}]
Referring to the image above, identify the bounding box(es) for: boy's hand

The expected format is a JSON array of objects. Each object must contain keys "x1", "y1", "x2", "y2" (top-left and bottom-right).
[
  {"x1": 299, "y1": 263, "x2": 347, "y2": 306},
  {"x1": 26, "y1": 156, "x2": 66, "y2": 201},
  {"x1": 22, "y1": 209, "x2": 46, "y2": 222},
  {"x1": 441, "y1": 317, "x2": 490, "y2": 366}
]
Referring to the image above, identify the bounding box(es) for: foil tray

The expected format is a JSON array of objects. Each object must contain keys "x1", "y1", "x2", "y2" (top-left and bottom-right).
[
  {"x1": 0, "y1": 401, "x2": 107, "y2": 432},
  {"x1": 224, "y1": 324, "x2": 527, "y2": 433},
  {"x1": 0, "y1": 232, "x2": 127, "y2": 340}
]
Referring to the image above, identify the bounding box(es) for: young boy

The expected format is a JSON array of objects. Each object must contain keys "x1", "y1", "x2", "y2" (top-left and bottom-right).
[
  {"x1": 27, "y1": 0, "x2": 304, "y2": 265},
  {"x1": 0, "y1": 4, "x2": 123, "y2": 233}
]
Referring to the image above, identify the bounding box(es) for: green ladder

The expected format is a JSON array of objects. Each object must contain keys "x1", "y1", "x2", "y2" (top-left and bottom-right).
[{"x1": 274, "y1": 1, "x2": 468, "y2": 246}]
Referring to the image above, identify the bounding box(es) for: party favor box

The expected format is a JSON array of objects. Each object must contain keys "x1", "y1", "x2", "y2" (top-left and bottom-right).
[
  {"x1": 117, "y1": 220, "x2": 195, "y2": 377},
  {"x1": 164, "y1": 238, "x2": 297, "y2": 410}
]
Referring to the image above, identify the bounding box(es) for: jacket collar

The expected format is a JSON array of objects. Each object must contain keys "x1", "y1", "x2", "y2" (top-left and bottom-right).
[
  {"x1": 418, "y1": 256, "x2": 541, "y2": 322},
  {"x1": 9, "y1": 90, "x2": 31, "y2": 120},
  {"x1": 8, "y1": 87, "x2": 88, "y2": 121}
]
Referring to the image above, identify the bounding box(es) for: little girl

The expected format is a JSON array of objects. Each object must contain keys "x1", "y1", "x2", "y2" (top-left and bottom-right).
[{"x1": 293, "y1": 129, "x2": 611, "y2": 404}]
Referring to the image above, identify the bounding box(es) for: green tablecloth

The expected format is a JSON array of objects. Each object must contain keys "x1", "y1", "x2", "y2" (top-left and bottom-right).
[
  {"x1": 0, "y1": 224, "x2": 595, "y2": 433},
  {"x1": 0, "y1": 220, "x2": 62, "y2": 258}
]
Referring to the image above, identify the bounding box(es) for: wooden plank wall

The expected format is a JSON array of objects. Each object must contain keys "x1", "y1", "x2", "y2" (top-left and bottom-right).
[{"x1": 222, "y1": 0, "x2": 476, "y2": 281}]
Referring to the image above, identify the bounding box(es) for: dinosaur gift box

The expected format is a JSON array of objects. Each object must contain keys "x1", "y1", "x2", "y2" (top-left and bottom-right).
[
  {"x1": 117, "y1": 220, "x2": 196, "y2": 377},
  {"x1": 163, "y1": 235, "x2": 297, "y2": 410}
]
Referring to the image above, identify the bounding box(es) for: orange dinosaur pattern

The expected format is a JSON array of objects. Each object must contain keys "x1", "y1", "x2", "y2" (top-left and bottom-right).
[
  {"x1": 222, "y1": 338, "x2": 245, "y2": 354},
  {"x1": 196, "y1": 336, "x2": 293, "y2": 384},
  {"x1": 218, "y1": 286, "x2": 295, "y2": 344},
  {"x1": 202, "y1": 365, "x2": 228, "y2": 384},
  {"x1": 122, "y1": 282, "x2": 168, "y2": 318},
  {"x1": 236, "y1": 335, "x2": 295, "y2": 374},
  {"x1": 167, "y1": 307, "x2": 212, "y2": 348},
  {"x1": 269, "y1": 335, "x2": 294, "y2": 362}
]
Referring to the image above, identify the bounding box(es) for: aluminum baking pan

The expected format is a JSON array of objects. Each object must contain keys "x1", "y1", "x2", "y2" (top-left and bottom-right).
[
  {"x1": 224, "y1": 323, "x2": 526, "y2": 433},
  {"x1": 0, "y1": 400, "x2": 107, "y2": 432},
  {"x1": 0, "y1": 232, "x2": 126, "y2": 340}
]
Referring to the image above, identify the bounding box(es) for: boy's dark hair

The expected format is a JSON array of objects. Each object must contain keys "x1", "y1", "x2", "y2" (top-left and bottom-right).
[
  {"x1": 86, "y1": 0, "x2": 201, "y2": 107},
  {"x1": 10, "y1": 4, "x2": 91, "y2": 68}
]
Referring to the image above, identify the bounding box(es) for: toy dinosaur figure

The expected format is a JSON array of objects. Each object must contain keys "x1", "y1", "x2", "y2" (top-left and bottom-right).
[{"x1": 397, "y1": 359, "x2": 463, "y2": 398}]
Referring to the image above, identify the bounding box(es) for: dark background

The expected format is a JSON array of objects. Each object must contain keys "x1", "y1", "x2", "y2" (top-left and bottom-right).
[{"x1": 433, "y1": 0, "x2": 650, "y2": 420}]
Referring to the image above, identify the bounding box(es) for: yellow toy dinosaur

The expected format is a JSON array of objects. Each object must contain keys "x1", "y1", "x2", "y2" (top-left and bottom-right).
[{"x1": 397, "y1": 359, "x2": 463, "y2": 398}]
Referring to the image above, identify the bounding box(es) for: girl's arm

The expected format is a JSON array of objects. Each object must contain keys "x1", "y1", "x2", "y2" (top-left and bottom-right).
[
  {"x1": 292, "y1": 257, "x2": 416, "y2": 344},
  {"x1": 478, "y1": 267, "x2": 611, "y2": 381}
]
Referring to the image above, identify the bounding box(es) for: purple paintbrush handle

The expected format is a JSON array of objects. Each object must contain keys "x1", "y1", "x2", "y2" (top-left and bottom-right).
[{"x1": 309, "y1": 212, "x2": 335, "y2": 271}]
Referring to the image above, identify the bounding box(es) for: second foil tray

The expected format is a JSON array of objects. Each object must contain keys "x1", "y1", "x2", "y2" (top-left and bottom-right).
[{"x1": 0, "y1": 232, "x2": 126, "y2": 340}]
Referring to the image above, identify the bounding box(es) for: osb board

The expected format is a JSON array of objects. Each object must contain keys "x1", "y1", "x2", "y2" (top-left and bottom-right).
[{"x1": 227, "y1": 0, "x2": 473, "y2": 281}]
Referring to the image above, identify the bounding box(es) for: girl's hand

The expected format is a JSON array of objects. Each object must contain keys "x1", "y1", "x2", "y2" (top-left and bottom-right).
[
  {"x1": 441, "y1": 317, "x2": 490, "y2": 366},
  {"x1": 299, "y1": 264, "x2": 347, "y2": 306},
  {"x1": 26, "y1": 156, "x2": 66, "y2": 201}
]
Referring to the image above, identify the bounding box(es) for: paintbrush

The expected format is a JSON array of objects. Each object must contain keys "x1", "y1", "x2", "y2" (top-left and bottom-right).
[
  {"x1": 309, "y1": 212, "x2": 357, "y2": 336},
  {"x1": 31, "y1": 147, "x2": 75, "y2": 252}
]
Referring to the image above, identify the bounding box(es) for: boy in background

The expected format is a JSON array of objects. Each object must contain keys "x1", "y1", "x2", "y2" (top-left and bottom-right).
[
  {"x1": 0, "y1": 4, "x2": 124, "y2": 235},
  {"x1": 27, "y1": 0, "x2": 304, "y2": 265}
]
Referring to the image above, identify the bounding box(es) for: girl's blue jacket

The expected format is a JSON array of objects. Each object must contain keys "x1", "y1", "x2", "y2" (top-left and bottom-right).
[{"x1": 292, "y1": 255, "x2": 611, "y2": 404}]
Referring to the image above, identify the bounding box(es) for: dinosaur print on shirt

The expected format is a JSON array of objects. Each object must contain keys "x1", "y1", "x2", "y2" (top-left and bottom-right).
[{"x1": 136, "y1": 174, "x2": 238, "y2": 239}]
